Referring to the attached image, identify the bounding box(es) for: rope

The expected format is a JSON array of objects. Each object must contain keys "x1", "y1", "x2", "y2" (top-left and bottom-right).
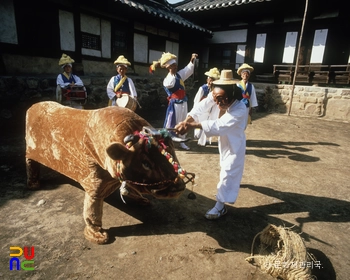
[{"x1": 116, "y1": 128, "x2": 195, "y2": 203}]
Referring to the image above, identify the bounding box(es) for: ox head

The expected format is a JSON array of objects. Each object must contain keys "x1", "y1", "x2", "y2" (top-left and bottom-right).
[{"x1": 106, "y1": 126, "x2": 194, "y2": 202}]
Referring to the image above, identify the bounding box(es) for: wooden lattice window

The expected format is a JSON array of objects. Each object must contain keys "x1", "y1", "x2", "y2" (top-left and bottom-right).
[
  {"x1": 81, "y1": 32, "x2": 101, "y2": 50},
  {"x1": 112, "y1": 29, "x2": 127, "y2": 51}
]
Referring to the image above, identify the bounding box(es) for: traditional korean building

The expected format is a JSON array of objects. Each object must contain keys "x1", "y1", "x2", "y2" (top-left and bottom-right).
[
  {"x1": 174, "y1": 0, "x2": 349, "y2": 84},
  {"x1": 0, "y1": 0, "x2": 211, "y2": 76},
  {"x1": 0, "y1": 0, "x2": 348, "y2": 83}
]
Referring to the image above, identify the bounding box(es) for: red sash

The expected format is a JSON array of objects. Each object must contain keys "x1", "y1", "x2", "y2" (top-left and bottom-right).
[{"x1": 168, "y1": 89, "x2": 186, "y2": 101}]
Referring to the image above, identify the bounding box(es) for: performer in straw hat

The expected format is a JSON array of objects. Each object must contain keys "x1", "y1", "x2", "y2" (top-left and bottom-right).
[
  {"x1": 56, "y1": 54, "x2": 84, "y2": 91},
  {"x1": 175, "y1": 69, "x2": 248, "y2": 219},
  {"x1": 236, "y1": 63, "x2": 258, "y2": 127},
  {"x1": 106, "y1": 55, "x2": 138, "y2": 106},
  {"x1": 192, "y1": 67, "x2": 221, "y2": 146},
  {"x1": 151, "y1": 52, "x2": 198, "y2": 150},
  {"x1": 56, "y1": 54, "x2": 86, "y2": 108}
]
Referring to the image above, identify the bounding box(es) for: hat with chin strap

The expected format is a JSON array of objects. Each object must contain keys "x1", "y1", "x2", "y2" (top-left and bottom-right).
[
  {"x1": 237, "y1": 63, "x2": 254, "y2": 75},
  {"x1": 213, "y1": 69, "x2": 240, "y2": 85}
]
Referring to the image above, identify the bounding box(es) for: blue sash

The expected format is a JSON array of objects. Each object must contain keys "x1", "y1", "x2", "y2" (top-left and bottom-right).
[
  {"x1": 237, "y1": 82, "x2": 252, "y2": 108},
  {"x1": 114, "y1": 75, "x2": 130, "y2": 93}
]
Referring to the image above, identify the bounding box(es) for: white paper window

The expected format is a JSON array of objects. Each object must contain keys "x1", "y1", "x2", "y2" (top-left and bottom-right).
[
  {"x1": 310, "y1": 29, "x2": 328, "y2": 64},
  {"x1": 166, "y1": 41, "x2": 179, "y2": 59},
  {"x1": 236, "y1": 45, "x2": 246, "y2": 70},
  {"x1": 149, "y1": 50, "x2": 162, "y2": 64},
  {"x1": 254, "y1": 33, "x2": 266, "y2": 63},
  {"x1": 0, "y1": 0, "x2": 18, "y2": 44},
  {"x1": 282, "y1": 32, "x2": 298, "y2": 63},
  {"x1": 59, "y1": 10, "x2": 75, "y2": 51},
  {"x1": 134, "y1": 33, "x2": 148, "y2": 63}
]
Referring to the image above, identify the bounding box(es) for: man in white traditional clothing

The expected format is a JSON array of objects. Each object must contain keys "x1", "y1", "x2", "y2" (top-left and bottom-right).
[
  {"x1": 106, "y1": 55, "x2": 138, "y2": 107},
  {"x1": 175, "y1": 70, "x2": 247, "y2": 219},
  {"x1": 236, "y1": 63, "x2": 258, "y2": 127}
]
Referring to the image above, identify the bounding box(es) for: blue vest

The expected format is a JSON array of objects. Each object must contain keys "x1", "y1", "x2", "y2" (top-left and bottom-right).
[
  {"x1": 163, "y1": 73, "x2": 187, "y2": 102},
  {"x1": 61, "y1": 73, "x2": 76, "y2": 84},
  {"x1": 114, "y1": 75, "x2": 130, "y2": 93},
  {"x1": 201, "y1": 84, "x2": 210, "y2": 100}
]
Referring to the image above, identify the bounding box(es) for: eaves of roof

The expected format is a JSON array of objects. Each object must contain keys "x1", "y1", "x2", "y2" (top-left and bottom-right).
[
  {"x1": 174, "y1": 0, "x2": 272, "y2": 12},
  {"x1": 115, "y1": 0, "x2": 212, "y2": 34}
]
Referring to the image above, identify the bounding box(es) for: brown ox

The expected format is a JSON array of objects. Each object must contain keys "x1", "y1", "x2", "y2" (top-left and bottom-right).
[{"x1": 25, "y1": 101, "x2": 192, "y2": 244}]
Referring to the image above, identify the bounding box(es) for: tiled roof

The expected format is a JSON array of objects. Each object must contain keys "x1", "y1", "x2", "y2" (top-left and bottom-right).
[
  {"x1": 174, "y1": 0, "x2": 272, "y2": 12},
  {"x1": 115, "y1": 0, "x2": 212, "y2": 34}
]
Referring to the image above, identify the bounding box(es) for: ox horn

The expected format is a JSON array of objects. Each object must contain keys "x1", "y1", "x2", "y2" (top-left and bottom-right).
[{"x1": 123, "y1": 134, "x2": 140, "y2": 145}]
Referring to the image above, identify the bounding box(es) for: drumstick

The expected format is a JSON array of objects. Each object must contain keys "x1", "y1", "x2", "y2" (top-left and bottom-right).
[{"x1": 135, "y1": 98, "x2": 142, "y2": 109}]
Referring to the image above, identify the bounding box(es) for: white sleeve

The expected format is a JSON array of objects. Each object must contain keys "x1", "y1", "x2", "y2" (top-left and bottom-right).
[
  {"x1": 128, "y1": 78, "x2": 137, "y2": 98},
  {"x1": 163, "y1": 73, "x2": 176, "y2": 88},
  {"x1": 177, "y1": 62, "x2": 195, "y2": 81},
  {"x1": 163, "y1": 62, "x2": 195, "y2": 89},
  {"x1": 250, "y1": 84, "x2": 258, "y2": 108},
  {"x1": 73, "y1": 75, "x2": 84, "y2": 86},
  {"x1": 188, "y1": 92, "x2": 216, "y2": 122},
  {"x1": 56, "y1": 74, "x2": 66, "y2": 88},
  {"x1": 201, "y1": 101, "x2": 246, "y2": 137},
  {"x1": 106, "y1": 76, "x2": 116, "y2": 100},
  {"x1": 193, "y1": 86, "x2": 204, "y2": 104}
]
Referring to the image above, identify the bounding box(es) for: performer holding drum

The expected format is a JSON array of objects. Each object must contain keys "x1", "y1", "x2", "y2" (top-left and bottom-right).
[
  {"x1": 56, "y1": 53, "x2": 87, "y2": 109},
  {"x1": 106, "y1": 55, "x2": 139, "y2": 111}
]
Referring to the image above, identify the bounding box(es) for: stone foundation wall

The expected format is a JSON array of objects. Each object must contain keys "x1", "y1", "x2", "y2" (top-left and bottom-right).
[
  {"x1": 0, "y1": 75, "x2": 198, "y2": 120},
  {"x1": 0, "y1": 75, "x2": 349, "y2": 122},
  {"x1": 254, "y1": 83, "x2": 350, "y2": 122}
]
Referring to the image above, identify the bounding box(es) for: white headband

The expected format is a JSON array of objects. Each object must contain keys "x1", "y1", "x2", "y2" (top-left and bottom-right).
[
  {"x1": 62, "y1": 63, "x2": 72, "y2": 68},
  {"x1": 242, "y1": 69, "x2": 250, "y2": 74},
  {"x1": 165, "y1": 59, "x2": 177, "y2": 68}
]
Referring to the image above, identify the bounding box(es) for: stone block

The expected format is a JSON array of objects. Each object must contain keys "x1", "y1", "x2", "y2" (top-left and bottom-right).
[
  {"x1": 325, "y1": 98, "x2": 350, "y2": 121},
  {"x1": 305, "y1": 103, "x2": 321, "y2": 116},
  {"x1": 26, "y1": 78, "x2": 39, "y2": 89},
  {"x1": 306, "y1": 97, "x2": 317, "y2": 103},
  {"x1": 341, "y1": 90, "x2": 350, "y2": 96}
]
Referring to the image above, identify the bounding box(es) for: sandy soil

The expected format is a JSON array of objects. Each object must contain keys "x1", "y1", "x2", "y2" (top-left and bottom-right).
[{"x1": 0, "y1": 105, "x2": 349, "y2": 280}]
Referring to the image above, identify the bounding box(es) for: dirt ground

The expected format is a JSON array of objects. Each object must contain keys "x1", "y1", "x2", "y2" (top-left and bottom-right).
[{"x1": 0, "y1": 104, "x2": 349, "y2": 280}]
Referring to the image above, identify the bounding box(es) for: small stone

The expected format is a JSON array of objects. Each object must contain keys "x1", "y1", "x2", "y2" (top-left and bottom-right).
[{"x1": 37, "y1": 199, "x2": 46, "y2": 206}]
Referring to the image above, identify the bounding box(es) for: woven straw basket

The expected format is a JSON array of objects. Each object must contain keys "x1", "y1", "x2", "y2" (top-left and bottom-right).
[{"x1": 245, "y1": 224, "x2": 316, "y2": 280}]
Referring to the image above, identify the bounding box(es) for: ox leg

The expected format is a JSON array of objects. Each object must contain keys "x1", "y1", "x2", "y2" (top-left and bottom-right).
[
  {"x1": 83, "y1": 193, "x2": 109, "y2": 244},
  {"x1": 26, "y1": 158, "x2": 41, "y2": 189}
]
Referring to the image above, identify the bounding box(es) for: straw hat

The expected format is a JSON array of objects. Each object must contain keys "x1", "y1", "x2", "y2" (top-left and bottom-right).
[
  {"x1": 160, "y1": 52, "x2": 177, "y2": 68},
  {"x1": 114, "y1": 55, "x2": 131, "y2": 67},
  {"x1": 237, "y1": 63, "x2": 254, "y2": 75},
  {"x1": 213, "y1": 70, "x2": 240, "y2": 85},
  {"x1": 205, "y1": 67, "x2": 220, "y2": 80},
  {"x1": 58, "y1": 54, "x2": 75, "y2": 66}
]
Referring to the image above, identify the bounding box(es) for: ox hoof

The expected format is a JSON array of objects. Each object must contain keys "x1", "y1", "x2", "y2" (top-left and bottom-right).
[
  {"x1": 27, "y1": 181, "x2": 40, "y2": 190},
  {"x1": 84, "y1": 226, "x2": 109, "y2": 245}
]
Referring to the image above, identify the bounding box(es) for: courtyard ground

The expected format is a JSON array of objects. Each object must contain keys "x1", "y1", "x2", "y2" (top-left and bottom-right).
[{"x1": 0, "y1": 105, "x2": 349, "y2": 279}]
